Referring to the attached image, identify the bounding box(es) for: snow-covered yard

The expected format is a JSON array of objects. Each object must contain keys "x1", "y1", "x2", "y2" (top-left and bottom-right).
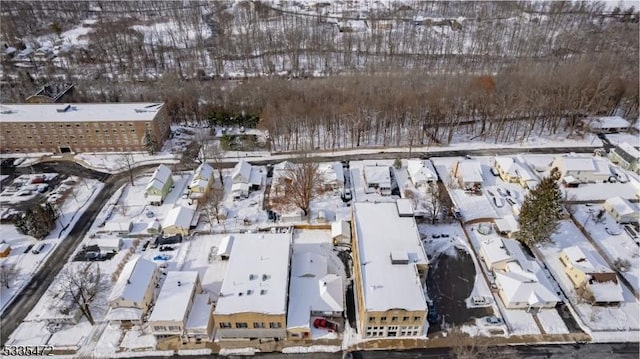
[
  {"x1": 537, "y1": 309, "x2": 569, "y2": 335},
  {"x1": 538, "y1": 220, "x2": 640, "y2": 333}
]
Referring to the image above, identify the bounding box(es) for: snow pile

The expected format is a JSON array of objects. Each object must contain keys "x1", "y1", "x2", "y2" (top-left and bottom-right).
[
  {"x1": 93, "y1": 324, "x2": 122, "y2": 357},
  {"x1": 218, "y1": 347, "x2": 260, "y2": 356},
  {"x1": 282, "y1": 345, "x2": 341, "y2": 353},
  {"x1": 177, "y1": 348, "x2": 213, "y2": 355},
  {"x1": 120, "y1": 326, "x2": 156, "y2": 350}
]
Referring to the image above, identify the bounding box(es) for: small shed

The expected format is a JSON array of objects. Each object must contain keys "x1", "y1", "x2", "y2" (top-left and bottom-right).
[
  {"x1": 0, "y1": 243, "x2": 11, "y2": 258},
  {"x1": 281, "y1": 208, "x2": 304, "y2": 223},
  {"x1": 217, "y1": 235, "x2": 234, "y2": 260},
  {"x1": 101, "y1": 221, "x2": 133, "y2": 234},
  {"x1": 147, "y1": 219, "x2": 161, "y2": 234},
  {"x1": 331, "y1": 221, "x2": 351, "y2": 245},
  {"x1": 231, "y1": 182, "x2": 250, "y2": 199},
  {"x1": 604, "y1": 197, "x2": 638, "y2": 224},
  {"x1": 98, "y1": 237, "x2": 122, "y2": 253}
]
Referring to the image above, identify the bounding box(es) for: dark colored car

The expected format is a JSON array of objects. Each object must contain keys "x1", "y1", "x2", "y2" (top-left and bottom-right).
[
  {"x1": 313, "y1": 318, "x2": 339, "y2": 332},
  {"x1": 159, "y1": 245, "x2": 174, "y2": 252}
]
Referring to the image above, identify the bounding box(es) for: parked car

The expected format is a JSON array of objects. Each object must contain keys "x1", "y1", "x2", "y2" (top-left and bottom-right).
[
  {"x1": 153, "y1": 254, "x2": 171, "y2": 261},
  {"x1": 484, "y1": 316, "x2": 503, "y2": 325},
  {"x1": 490, "y1": 168, "x2": 500, "y2": 176},
  {"x1": 506, "y1": 197, "x2": 517, "y2": 206},
  {"x1": 313, "y1": 318, "x2": 339, "y2": 332},
  {"x1": 624, "y1": 225, "x2": 639, "y2": 239},
  {"x1": 159, "y1": 246, "x2": 175, "y2": 252},
  {"x1": 342, "y1": 189, "x2": 352, "y2": 202},
  {"x1": 32, "y1": 243, "x2": 46, "y2": 254},
  {"x1": 493, "y1": 196, "x2": 504, "y2": 208},
  {"x1": 496, "y1": 187, "x2": 506, "y2": 197},
  {"x1": 146, "y1": 211, "x2": 154, "y2": 218}
]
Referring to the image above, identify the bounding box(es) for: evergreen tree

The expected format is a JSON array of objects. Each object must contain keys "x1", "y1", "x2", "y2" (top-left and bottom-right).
[
  {"x1": 143, "y1": 129, "x2": 157, "y2": 154},
  {"x1": 516, "y1": 167, "x2": 563, "y2": 248},
  {"x1": 15, "y1": 202, "x2": 58, "y2": 240}
]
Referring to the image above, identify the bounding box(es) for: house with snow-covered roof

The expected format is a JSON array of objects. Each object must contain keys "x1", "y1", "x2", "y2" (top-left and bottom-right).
[
  {"x1": 604, "y1": 196, "x2": 638, "y2": 224},
  {"x1": 106, "y1": 256, "x2": 159, "y2": 323},
  {"x1": 231, "y1": 160, "x2": 263, "y2": 199},
  {"x1": 319, "y1": 162, "x2": 344, "y2": 191},
  {"x1": 331, "y1": 220, "x2": 351, "y2": 245},
  {"x1": 185, "y1": 293, "x2": 215, "y2": 343},
  {"x1": 363, "y1": 163, "x2": 392, "y2": 195},
  {"x1": 286, "y1": 250, "x2": 344, "y2": 339},
  {"x1": 149, "y1": 271, "x2": 202, "y2": 339},
  {"x1": 353, "y1": 202, "x2": 429, "y2": 338},
  {"x1": 145, "y1": 164, "x2": 173, "y2": 205},
  {"x1": 407, "y1": 159, "x2": 437, "y2": 189},
  {"x1": 453, "y1": 159, "x2": 483, "y2": 191},
  {"x1": 162, "y1": 206, "x2": 195, "y2": 236},
  {"x1": 213, "y1": 233, "x2": 292, "y2": 340},
  {"x1": 588, "y1": 116, "x2": 631, "y2": 134},
  {"x1": 494, "y1": 156, "x2": 539, "y2": 189},
  {"x1": 480, "y1": 238, "x2": 559, "y2": 310},
  {"x1": 609, "y1": 142, "x2": 640, "y2": 174},
  {"x1": 189, "y1": 163, "x2": 214, "y2": 199},
  {"x1": 551, "y1": 155, "x2": 612, "y2": 184},
  {"x1": 559, "y1": 246, "x2": 624, "y2": 306}
]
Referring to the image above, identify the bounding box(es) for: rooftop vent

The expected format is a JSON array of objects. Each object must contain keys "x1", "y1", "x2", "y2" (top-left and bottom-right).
[
  {"x1": 247, "y1": 289, "x2": 253, "y2": 295},
  {"x1": 56, "y1": 104, "x2": 71, "y2": 113},
  {"x1": 249, "y1": 274, "x2": 256, "y2": 280},
  {"x1": 262, "y1": 274, "x2": 270, "y2": 281},
  {"x1": 390, "y1": 250, "x2": 409, "y2": 265},
  {"x1": 260, "y1": 289, "x2": 267, "y2": 295}
]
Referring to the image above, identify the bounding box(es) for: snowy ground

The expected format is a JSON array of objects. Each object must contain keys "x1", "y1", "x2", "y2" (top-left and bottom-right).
[
  {"x1": 0, "y1": 176, "x2": 103, "y2": 313},
  {"x1": 571, "y1": 204, "x2": 640, "y2": 295},
  {"x1": 75, "y1": 152, "x2": 179, "y2": 173},
  {"x1": 538, "y1": 220, "x2": 640, "y2": 333},
  {"x1": 537, "y1": 309, "x2": 569, "y2": 335}
]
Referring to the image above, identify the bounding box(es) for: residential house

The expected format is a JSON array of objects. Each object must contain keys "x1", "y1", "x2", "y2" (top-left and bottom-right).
[
  {"x1": 189, "y1": 163, "x2": 215, "y2": 199},
  {"x1": 331, "y1": 220, "x2": 351, "y2": 245},
  {"x1": 162, "y1": 206, "x2": 195, "y2": 236},
  {"x1": 609, "y1": 142, "x2": 640, "y2": 174},
  {"x1": 287, "y1": 250, "x2": 344, "y2": 339},
  {"x1": 494, "y1": 156, "x2": 539, "y2": 189},
  {"x1": 213, "y1": 233, "x2": 292, "y2": 340},
  {"x1": 319, "y1": 162, "x2": 345, "y2": 192},
  {"x1": 106, "y1": 256, "x2": 159, "y2": 323},
  {"x1": 231, "y1": 160, "x2": 263, "y2": 199},
  {"x1": 97, "y1": 237, "x2": 122, "y2": 253},
  {"x1": 148, "y1": 271, "x2": 202, "y2": 340},
  {"x1": 560, "y1": 246, "x2": 624, "y2": 305},
  {"x1": 494, "y1": 215, "x2": 520, "y2": 237},
  {"x1": 0, "y1": 102, "x2": 170, "y2": 154},
  {"x1": 551, "y1": 156, "x2": 612, "y2": 184},
  {"x1": 98, "y1": 220, "x2": 132, "y2": 235},
  {"x1": 453, "y1": 160, "x2": 483, "y2": 191},
  {"x1": 604, "y1": 196, "x2": 639, "y2": 224},
  {"x1": 270, "y1": 161, "x2": 296, "y2": 199},
  {"x1": 146, "y1": 164, "x2": 174, "y2": 205},
  {"x1": 353, "y1": 202, "x2": 429, "y2": 338},
  {"x1": 480, "y1": 238, "x2": 559, "y2": 310},
  {"x1": 363, "y1": 164, "x2": 392, "y2": 195},
  {"x1": 589, "y1": 116, "x2": 631, "y2": 134},
  {"x1": 185, "y1": 293, "x2": 215, "y2": 343},
  {"x1": 406, "y1": 159, "x2": 437, "y2": 189}
]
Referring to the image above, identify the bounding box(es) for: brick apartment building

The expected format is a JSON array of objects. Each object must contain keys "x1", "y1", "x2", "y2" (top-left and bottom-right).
[{"x1": 0, "y1": 102, "x2": 170, "y2": 154}]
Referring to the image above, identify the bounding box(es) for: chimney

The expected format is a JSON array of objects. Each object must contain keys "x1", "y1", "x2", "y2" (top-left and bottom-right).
[{"x1": 177, "y1": 281, "x2": 182, "y2": 287}]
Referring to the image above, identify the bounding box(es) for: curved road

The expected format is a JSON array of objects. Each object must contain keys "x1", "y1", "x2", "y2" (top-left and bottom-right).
[{"x1": 0, "y1": 145, "x2": 599, "y2": 346}]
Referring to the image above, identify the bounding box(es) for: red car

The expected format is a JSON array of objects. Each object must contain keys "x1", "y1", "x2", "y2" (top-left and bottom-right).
[{"x1": 313, "y1": 318, "x2": 339, "y2": 332}]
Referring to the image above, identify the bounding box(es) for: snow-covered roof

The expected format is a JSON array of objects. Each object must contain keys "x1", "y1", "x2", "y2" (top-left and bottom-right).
[
  {"x1": 214, "y1": 233, "x2": 292, "y2": 315},
  {"x1": 605, "y1": 196, "x2": 637, "y2": 216},
  {"x1": 104, "y1": 307, "x2": 143, "y2": 322},
  {"x1": 495, "y1": 263, "x2": 559, "y2": 306},
  {"x1": 615, "y1": 142, "x2": 640, "y2": 162},
  {"x1": 185, "y1": 294, "x2": 213, "y2": 331},
  {"x1": 455, "y1": 160, "x2": 483, "y2": 183},
  {"x1": 97, "y1": 237, "x2": 121, "y2": 249},
  {"x1": 591, "y1": 116, "x2": 631, "y2": 129},
  {"x1": 216, "y1": 235, "x2": 234, "y2": 258},
  {"x1": 0, "y1": 102, "x2": 164, "y2": 123},
  {"x1": 589, "y1": 280, "x2": 624, "y2": 303},
  {"x1": 194, "y1": 163, "x2": 214, "y2": 181},
  {"x1": 396, "y1": 198, "x2": 414, "y2": 216},
  {"x1": 494, "y1": 215, "x2": 520, "y2": 233},
  {"x1": 249, "y1": 167, "x2": 264, "y2": 187},
  {"x1": 162, "y1": 206, "x2": 194, "y2": 230},
  {"x1": 480, "y1": 238, "x2": 512, "y2": 267},
  {"x1": 101, "y1": 221, "x2": 131, "y2": 233},
  {"x1": 108, "y1": 256, "x2": 157, "y2": 304},
  {"x1": 331, "y1": 220, "x2": 350, "y2": 239},
  {"x1": 148, "y1": 271, "x2": 199, "y2": 323},
  {"x1": 146, "y1": 165, "x2": 172, "y2": 191},
  {"x1": 555, "y1": 156, "x2": 595, "y2": 172},
  {"x1": 592, "y1": 158, "x2": 612, "y2": 177},
  {"x1": 232, "y1": 160, "x2": 252, "y2": 183},
  {"x1": 494, "y1": 156, "x2": 537, "y2": 181},
  {"x1": 319, "y1": 162, "x2": 345, "y2": 185},
  {"x1": 190, "y1": 178, "x2": 209, "y2": 189},
  {"x1": 287, "y1": 250, "x2": 343, "y2": 330},
  {"x1": 353, "y1": 202, "x2": 428, "y2": 312},
  {"x1": 363, "y1": 165, "x2": 391, "y2": 186},
  {"x1": 0, "y1": 243, "x2": 9, "y2": 252},
  {"x1": 562, "y1": 246, "x2": 612, "y2": 274},
  {"x1": 407, "y1": 159, "x2": 437, "y2": 184},
  {"x1": 231, "y1": 182, "x2": 250, "y2": 193}
]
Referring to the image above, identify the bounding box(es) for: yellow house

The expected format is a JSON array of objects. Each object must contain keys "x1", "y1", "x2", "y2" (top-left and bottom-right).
[
  {"x1": 352, "y1": 202, "x2": 429, "y2": 338},
  {"x1": 162, "y1": 206, "x2": 195, "y2": 236},
  {"x1": 213, "y1": 233, "x2": 292, "y2": 340},
  {"x1": 494, "y1": 156, "x2": 539, "y2": 189},
  {"x1": 148, "y1": 271, "x2": 202, "y2": 340},
  {"x1": 559, "y1": 246, "x2": 624, "y2": 305},
  {"x1": 189, "y1": 163, "x2": 215, "y2": 198},
  {"x1": 185, "y1": 294, "x2": 215, "y2": 343},
  {"x1": 106, "y1": 256, "x2": 159, "y2": 323}
]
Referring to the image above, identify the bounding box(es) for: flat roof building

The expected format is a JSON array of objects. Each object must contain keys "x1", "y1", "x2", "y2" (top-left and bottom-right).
[
  {"x1": 213, "y1": 233, "x2": 292, "y2": 340},
  {"x1": 0, "y1": 102, "x2": 170, "y2": 154},
  {"x1": 352, "y1": 202, "x2": 429, "y2": 338},
  {"x1": 148, "y1": 271, "x2": 202, "y2": 339}
]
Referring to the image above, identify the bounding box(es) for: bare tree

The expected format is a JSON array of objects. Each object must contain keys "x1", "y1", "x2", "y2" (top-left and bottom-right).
[
  {"x1": 274, "y1": 160, "x2": 326, "y2": 217},
  {"x1": 118, "y1": 153, "x2": 136, "y2": 186},
  {"x1": 58, "y1": 263, "x2": 107, "y2": 325},
  {"x1": 426, "y1": 182, "x2": 451, "y2": 224},
  {"x1": 202, "y1": 185, "x2": 225, "y2": 227},
  {"x1": 0, "y1": 263, "x2": 18, "y2": 289}
]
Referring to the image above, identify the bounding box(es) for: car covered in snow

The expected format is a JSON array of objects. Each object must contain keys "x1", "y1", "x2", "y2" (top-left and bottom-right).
[{"x1": 484, "y1": 316, "x2": 503, "y2": 326}]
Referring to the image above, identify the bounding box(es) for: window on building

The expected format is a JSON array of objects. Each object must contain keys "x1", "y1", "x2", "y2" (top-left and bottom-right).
[
  {"x1": 235, "y1": 322, "x2": 248, "y2": 329},
  {"x1": 269, "y1": 322, "x2": 282, "y2": 329},
  {"x1": 403, "y1": 316, "x2": 409, "y2": 322},
  {"x1": 380, "y1": 316, "x2": 387, "y2": 322},
  {"x1": 369, "y1": 317, "x2": 375, "y2": 322},
  {"x1": 413, "y1": 316, "x2": 421, "y2": 322},
  {"x1": 253, "y1": 322, "x2": 265, "y2": 329},
  {"x1": 168, "y1": 326, "x2": 180, "y2": 331},
  {"x1": 219, "y1": 322, "x2": 231, "y2": 328},
  {"x1": 153, "y1": 326, "x2": 166, "y2": 331},
  {"x1": 391, "y1": 316, "x2": 398, "y2": 322}
]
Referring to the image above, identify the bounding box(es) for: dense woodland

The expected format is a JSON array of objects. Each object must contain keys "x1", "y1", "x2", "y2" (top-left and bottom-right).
[{"x1": 1, "y1": 1, "x2": 638, "y2": 151}]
